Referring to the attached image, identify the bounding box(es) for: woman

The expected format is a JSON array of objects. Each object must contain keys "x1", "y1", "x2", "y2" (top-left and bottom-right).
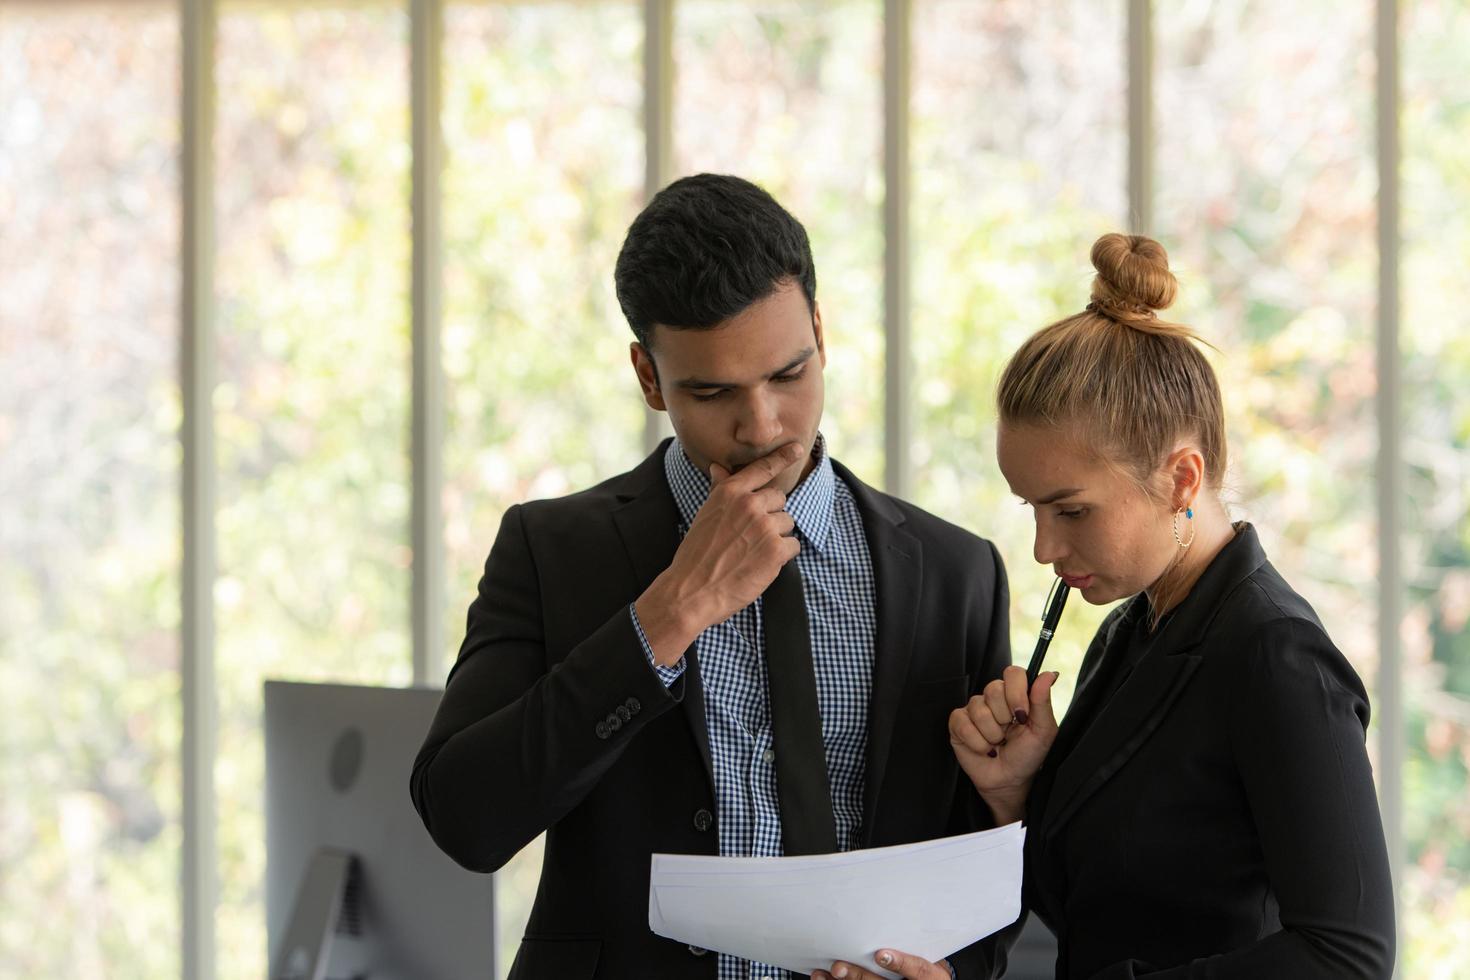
[{"x1": 819, "y1": 234, "x2": 1394, "y2": 980}]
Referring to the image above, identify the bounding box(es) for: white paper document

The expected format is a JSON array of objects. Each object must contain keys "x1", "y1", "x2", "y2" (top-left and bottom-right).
[{"x1": 648, "y1": 822, "x2": 1025, "y2": 979}]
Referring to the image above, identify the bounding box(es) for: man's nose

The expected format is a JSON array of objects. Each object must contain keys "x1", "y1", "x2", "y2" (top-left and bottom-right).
[{"x1": 734, "y1": 391, "x2": 782, "y2": 448}]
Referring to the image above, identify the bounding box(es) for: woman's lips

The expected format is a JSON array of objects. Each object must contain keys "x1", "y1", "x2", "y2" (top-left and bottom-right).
[{"x1": 1061, "y1": 574, "x2": 1094, "y2": 589}]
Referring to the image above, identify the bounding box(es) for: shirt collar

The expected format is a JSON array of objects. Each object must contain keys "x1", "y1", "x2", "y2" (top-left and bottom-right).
[{"x1": 663, "y1": 434, "x2": 837, "y2": 553}]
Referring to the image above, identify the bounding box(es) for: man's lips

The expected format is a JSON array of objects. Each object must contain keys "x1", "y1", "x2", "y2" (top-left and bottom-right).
[{"x1": 726, "y1": 448, "x2": 804, "y2": 474}]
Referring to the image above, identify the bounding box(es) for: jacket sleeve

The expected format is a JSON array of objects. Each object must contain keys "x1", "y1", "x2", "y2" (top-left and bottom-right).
[
  {"x1": 949, "y1": 538, "x2": 1013, "y2": 834},
  {"x1": 947, "y1": 539, "x2": 1019, "y2": 980},
  {"x1": 408, "y1": 503, "x2": 685, "y2": 873},
  {"x1": 1087, "y1": 617, "x2": 1395, "y2": 980}
]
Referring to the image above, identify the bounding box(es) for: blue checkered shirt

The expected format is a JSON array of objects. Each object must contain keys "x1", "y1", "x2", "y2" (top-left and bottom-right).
[{"x1": 630, "y1": 435, "x2": 876, "y2": 980}]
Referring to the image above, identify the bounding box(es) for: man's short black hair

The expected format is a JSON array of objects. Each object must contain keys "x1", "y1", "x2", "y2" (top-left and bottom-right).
[{"x1": 614, "y1": 173, "x2": 817, "y2": 349}]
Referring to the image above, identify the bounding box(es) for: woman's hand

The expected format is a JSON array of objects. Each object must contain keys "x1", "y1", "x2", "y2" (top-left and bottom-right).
[
  {"x1": 813, "y1": 948, "x2": 950, "y2": 980},
  {"x1": 950, "y1": 665, "x2": 1061, "y2": 823}
]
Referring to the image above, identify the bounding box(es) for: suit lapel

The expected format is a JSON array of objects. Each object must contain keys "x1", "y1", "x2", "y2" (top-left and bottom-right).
[
  {"x1": 1039, "y1": 647, "x2": 1203, "y2": 840},
  {"x1": 1027, "y1": 604, "x2": 1135, "y2": 828},
  {"x1": 1037, "y1": 523, "x2": 1271, "y2": 842},
  {"x1": 832, "y1": 462, "x2": 923, "y2": 843},
  {"x1": 610, "y1": 440, "x2": 714, "y2": 791}
]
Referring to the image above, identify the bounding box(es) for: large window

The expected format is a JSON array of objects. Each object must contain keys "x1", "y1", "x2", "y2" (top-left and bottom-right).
[
  {"x1": 1402, "y1": 0, "x2": 1470, "y2": 972},
  {"x1": 0, "y1": 7, "x2": 182, "y2": 978},
  {"x1": 674, "y1": 0, "x2": 887, "y2": 482},
  {"x1": 1155, "y1": 0, "x2": 1379, "y2": 691},
  {"x1": 213, "y1": 5, "x2": 412, "y2": 975},
  {"x1": 910, "y1": 0, "x2": 1128, "y2": 700},
  {"x1": 440, "y1": 0, "x2": 645, "y2": 958},
  {"x1": 4, "y1": 2, "x2": 1466, "y2": 978}
]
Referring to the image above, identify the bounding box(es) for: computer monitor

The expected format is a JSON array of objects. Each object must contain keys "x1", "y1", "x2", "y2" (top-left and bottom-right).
[{"x1": 264, "y1": 680, "x2": 496, "y2": 980}]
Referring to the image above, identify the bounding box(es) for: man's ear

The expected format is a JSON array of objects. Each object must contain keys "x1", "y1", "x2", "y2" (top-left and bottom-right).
[
  {"x1": 630, "y1": 342, "x2": 667, "y2": 412},
  {"x1": 812, "y1": 302, "x2": 827, "y2": 368}
]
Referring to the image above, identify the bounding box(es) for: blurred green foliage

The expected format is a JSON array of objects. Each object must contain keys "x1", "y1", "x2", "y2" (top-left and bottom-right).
[
  {"x1": 1401, "y1": 0, "x2": 1470, "y2": 971},
  {"x1": 440, "y1": 1, "x2": 646, "y2": 963},
  {"x1": 1, "y1": 8, "x2": 184, "y2": 979},
  {"x1": 1, "y1": 1, "x2": 1466, "y2": 978},
  {"x1": 211, "y1": 9, "x2": 416, "y2": 977}
]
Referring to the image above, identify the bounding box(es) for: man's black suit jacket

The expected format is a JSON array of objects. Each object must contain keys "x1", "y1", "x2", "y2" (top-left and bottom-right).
[
  {"x1": 1023, "y1": 524, "x2": 1395, "y2": 979},
  {"x1": 411, "y1": 441, "x2": 1014, "y2": 979}
]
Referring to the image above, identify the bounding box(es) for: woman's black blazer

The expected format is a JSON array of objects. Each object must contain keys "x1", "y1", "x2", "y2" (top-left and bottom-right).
[{"x1": 1022, "y1": 524, "x2": 1395, "y2": 979}]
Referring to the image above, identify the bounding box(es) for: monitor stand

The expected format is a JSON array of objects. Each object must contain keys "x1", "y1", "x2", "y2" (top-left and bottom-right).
[{"x1": 270, "y1": 848, "x2": 364, "y2": 980}]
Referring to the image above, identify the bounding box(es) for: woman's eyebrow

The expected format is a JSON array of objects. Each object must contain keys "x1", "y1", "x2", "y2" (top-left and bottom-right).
[{"x1": 1034, "y1": 488, "x2": 1083, "y2": 505}]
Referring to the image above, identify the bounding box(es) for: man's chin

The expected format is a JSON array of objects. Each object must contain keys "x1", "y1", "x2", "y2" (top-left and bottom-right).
[{"x1": 776, "y1": 452, "x2": 818, "y2": 493}]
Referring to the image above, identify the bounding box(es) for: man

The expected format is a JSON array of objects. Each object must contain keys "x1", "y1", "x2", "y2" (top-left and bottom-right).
[{"x1": 411, "y1": 174, "x2": 1013, "y2": 979}]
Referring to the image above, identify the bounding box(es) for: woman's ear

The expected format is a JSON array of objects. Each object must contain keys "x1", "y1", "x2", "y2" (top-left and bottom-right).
[{"x1": 1164, "y1": 444, "x2": 1206, "y2": 510}]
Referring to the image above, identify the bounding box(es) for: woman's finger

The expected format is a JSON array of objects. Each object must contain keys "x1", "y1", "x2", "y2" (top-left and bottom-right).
[
  {"x1": 949, "y1": 704, "x2": 993, "y2": 756},
  {"x1": 1002, "y1": 664, "x2": 1030, "y2": 725},
  {"x1": 961, "y1": 695, "x2": 1008, "y2": 747},
  {"x1": 983, "y1": 677, "x2": 1013, "y2": 733},
  {"x1": 1028, "y1": 669, "x2": 1061, "y2": 735}
]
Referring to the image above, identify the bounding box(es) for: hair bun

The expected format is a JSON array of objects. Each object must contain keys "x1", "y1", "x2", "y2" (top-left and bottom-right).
[{"x1": 1088, "y1": 233, "x2": 1178, "y2": 326}]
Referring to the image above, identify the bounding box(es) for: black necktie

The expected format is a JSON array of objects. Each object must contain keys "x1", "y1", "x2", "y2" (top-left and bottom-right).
[{"x1": 762, "y1": 559, "x2": 838, "y2": 856}]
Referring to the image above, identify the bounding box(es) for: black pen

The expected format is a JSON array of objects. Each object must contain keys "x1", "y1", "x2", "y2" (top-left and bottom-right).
[{"x1": 1026, "y1": 579, "x2": 1071, "y2": 686}]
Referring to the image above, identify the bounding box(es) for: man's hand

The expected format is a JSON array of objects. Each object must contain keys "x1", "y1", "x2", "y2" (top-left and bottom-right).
[
  {"x1": 949, "y1": 665, "x2": 1060, "y2": 824},
  {"x1": 634, "y1": 442, "x2": 806, "y2": 665},
  {"x1": 814, "y1": 949, "x2": 952, "y2": 980}
]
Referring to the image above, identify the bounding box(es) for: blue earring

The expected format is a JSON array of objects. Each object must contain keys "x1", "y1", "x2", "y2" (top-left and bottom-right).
[{"x1": 1186, "y1": 507, "x2": 1193, "y2": 520}]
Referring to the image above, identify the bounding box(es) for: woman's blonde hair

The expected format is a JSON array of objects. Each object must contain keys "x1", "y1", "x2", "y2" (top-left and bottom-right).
[{"x1": 997, "y1": 233, "x2": 1227, "y2": 499}]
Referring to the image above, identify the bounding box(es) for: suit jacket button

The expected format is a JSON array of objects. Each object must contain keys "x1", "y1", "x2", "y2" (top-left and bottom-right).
[
  {"x1": 693, "y1": 808, "x2": 713, "y2": 832},
  {"x1": 688, "y1": 944, "x2": 708, "y2": 956},
  {"x1": 606, "y1": 712, "x2": 622, "y2": 732},
  {"x1": 595, "y1": 721, "x2": 610, "y2": 740},
  {"x1": 625, "y1": 696, "x2": 641, "y2": 715},
  {"x1": 615, "y1": 704, "x2": 632, "y2": 722}
]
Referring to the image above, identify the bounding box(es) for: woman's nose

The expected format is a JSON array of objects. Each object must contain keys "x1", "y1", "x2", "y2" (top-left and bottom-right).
[{"x1": 1033, "y1": 518, "x2": 1068, "y2": 566}]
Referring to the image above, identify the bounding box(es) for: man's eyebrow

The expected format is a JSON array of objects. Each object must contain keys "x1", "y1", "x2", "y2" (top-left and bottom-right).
[{"x1": 675, "y1": 347, "x2": 816, "y2": 390}]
